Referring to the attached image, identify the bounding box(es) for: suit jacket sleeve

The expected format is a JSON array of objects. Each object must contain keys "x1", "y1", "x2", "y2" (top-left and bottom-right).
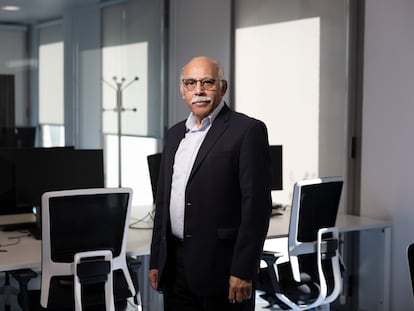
[{"x1": 230, "y1": 120, "x2": 272, "y2": 280}]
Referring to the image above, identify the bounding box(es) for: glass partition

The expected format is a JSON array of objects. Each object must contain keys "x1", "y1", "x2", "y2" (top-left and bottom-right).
[{"x1": 101, "y1": 0, "x2": 164, "y2": 206}]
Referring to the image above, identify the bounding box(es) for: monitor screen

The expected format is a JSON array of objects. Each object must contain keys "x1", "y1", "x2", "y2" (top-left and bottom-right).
[
  {"x1": 15, "y1": 148, "x2": 104, "y2": 209},
  {"x1": 0, "y1": 127, "x2": 36, "y2": 148},
  {"x1": 15, "y1": 127, "x2": 36, "y2": 148},
  {"x1": 0, "y1": 149, "x2": 22, "y2": 215},
  {"x1": 147, "y1": 152, "x2": 162, "y2": 203},
  {"x1": 269, "y1": 145, "x2": 283, "y2": 191},
  {"x1": 0, "y1": 128, "x2": 16, "y2": 148}
]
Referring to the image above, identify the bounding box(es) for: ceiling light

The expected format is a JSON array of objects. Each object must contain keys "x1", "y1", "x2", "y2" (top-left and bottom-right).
[{"x1": 1, "y1": 5, "x2": 21, "y2": 11}]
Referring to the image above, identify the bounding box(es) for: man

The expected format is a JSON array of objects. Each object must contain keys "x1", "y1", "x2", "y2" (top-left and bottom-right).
[{"x1": 149, "y1": 56, "x2": 272, "y2": 311}]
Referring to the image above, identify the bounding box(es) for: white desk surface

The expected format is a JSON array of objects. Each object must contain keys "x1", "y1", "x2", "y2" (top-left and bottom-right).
[
  {"x1": 266, "y1": 210, "x2": 392, "y2": 239},
  {"x1": 0, "y1": 211, "x2": 391, "y2": 272}
]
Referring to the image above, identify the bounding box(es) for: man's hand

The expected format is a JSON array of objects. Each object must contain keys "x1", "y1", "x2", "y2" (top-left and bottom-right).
[
  {"x1": 148, "y1": 269, "x2": 159, "y2": 290},
  {"x1": 228, "y1": 275, "x2": 252, "y2": 303}
]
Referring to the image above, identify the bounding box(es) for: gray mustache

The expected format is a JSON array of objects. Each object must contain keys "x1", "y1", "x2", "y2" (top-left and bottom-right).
[{"x1": 191, "y1": 96, "x2": 211, "y2": 104}]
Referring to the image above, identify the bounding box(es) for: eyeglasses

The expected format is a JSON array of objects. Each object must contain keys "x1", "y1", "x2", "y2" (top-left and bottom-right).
[{"x1": 181, "y1": 78, "x2": 217, "y2": 91}]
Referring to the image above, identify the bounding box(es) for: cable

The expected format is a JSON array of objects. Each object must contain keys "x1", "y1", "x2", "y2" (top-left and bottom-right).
[
  {"x1": 129, "y1": 212, "x2": 154, "y2": 230},
  {"x1": 0, "y1": 233, "x2": 30, "y2": 249}
]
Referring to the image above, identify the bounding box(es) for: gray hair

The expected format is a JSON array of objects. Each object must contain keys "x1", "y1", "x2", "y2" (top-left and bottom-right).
[
  {"x1": 180, "y1": 56, "x2": 226, "y2": 82},
  {"x1": 179, "y1": 56, "x2": 227, "y2": 88}
]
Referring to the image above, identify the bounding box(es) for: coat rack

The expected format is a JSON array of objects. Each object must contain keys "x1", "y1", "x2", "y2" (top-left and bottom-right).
[{"x1": 102, "y1": 76, "x2": 139, "y2": 187}]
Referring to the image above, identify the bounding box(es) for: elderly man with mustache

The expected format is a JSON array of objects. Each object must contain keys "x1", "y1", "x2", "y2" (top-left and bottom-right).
[{"x1": 149, "y1": 56, "x2": 272, "y2": 311}]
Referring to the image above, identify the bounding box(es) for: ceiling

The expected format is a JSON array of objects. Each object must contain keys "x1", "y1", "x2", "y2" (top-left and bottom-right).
[{"x1": 0, "y1": 0, "x2": 99, "y2": 25}]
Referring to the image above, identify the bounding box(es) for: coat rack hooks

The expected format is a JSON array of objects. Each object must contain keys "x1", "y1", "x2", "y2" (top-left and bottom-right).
[{"x1": 102, "y1": 76, "x2": 139, "y2": 187}]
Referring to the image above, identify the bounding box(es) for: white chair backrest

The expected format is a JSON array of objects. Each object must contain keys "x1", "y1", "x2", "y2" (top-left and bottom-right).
[
  {"x1": 40, "y1": 187, "x2": 135, "y2": 309},
  {"x1": 277, "y1": 177, "x2": 343, "y2": 310}
]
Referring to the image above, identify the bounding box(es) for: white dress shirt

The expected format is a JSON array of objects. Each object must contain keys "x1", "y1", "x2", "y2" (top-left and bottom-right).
[{"x1": 169, "y1": 101, "x2": 225, "y2": 239}]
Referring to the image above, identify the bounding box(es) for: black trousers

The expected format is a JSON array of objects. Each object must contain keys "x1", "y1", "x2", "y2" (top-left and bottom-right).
[{"x1": 162, "y1": 237, "x2": 255, "y2": 311}]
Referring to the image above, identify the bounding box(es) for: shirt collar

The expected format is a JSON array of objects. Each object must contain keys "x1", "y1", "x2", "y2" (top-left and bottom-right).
[{"x1": 185, "y1": 101, "x2": 225, "y2": 132}]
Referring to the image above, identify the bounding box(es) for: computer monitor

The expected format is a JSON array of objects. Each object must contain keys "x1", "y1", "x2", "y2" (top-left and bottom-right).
[
  {"x1": 0, "y1": 149, "x2": 21, "y2": 215},
  {"x1": 269, "y1": 145, "x2": 283, "y2": 191},
  {"x1": 0, "y1": 127, "x2": 36, "y2": 148},
  {"x1": 0, "y1": 128, "x2": 16, "y2": 148},
  {"x1": 15, "y1": 126, "x2": 36, "y2": 148},
  {"x1": 15, "y1": 148, "x2": 104, "y2": 209},
  {"x1": 147, "y1": 152, "x2": 162, "y2": 203}
]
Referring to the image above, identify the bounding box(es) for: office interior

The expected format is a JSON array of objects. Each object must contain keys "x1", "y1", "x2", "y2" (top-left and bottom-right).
[{"x1": 0, "y1": 0, "x2": 413, "y2": 310}]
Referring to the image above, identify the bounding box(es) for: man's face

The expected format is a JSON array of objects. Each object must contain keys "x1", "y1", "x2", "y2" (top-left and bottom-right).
[{"x1": 180, "y1": 58, "x2": 227, "y2": 124}]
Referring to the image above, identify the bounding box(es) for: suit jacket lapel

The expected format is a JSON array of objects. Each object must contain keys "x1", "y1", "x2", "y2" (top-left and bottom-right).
[{"x1": 187, "y1": 105, "x2": 231, "y2": 183}]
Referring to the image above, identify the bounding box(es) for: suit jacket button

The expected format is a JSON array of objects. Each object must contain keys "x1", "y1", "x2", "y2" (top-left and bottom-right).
[{"x1": 187, "y1": 202, "x2": 192, "y2": 206}]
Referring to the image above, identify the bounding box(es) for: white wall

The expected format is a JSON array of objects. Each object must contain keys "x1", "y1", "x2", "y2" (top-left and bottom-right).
[{"x1": 361, "y1": 0, "x2": 414, "y2": 309}]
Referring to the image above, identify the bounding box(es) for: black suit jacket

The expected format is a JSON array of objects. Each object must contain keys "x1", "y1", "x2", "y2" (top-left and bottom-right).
[{"x1": 150, "y1": 104, "x2": 272, "y2": 296}]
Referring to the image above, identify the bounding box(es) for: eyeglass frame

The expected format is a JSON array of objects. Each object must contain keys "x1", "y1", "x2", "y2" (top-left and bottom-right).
[{"x1": 181, "y1": 78, "x2": 226, "y2": 91}]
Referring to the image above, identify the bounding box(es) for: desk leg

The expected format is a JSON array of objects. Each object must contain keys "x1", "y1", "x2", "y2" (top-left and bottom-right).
[
  {"x1": 358, "y1": 227, "x2": 391, "y2": 311},
  {"x1": 382, "y1": 227, "x2": 391, "y2": 311}
]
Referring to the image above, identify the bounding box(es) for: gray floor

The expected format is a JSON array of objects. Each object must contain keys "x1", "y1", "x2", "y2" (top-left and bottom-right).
[{"x1": 124, "y1": 292, "x2": 282, "y2": 311}]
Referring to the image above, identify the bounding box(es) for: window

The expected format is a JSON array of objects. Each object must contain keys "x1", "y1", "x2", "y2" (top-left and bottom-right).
[
  {"x1": 38, "y1": 22, "x2": 64, "y2": 147},
  {"x1": 234, "y1": 0, "x2": 352, "y2": 211},
  {"x1": 0, "y1": 26, "x2": 28, "y2": 127}
]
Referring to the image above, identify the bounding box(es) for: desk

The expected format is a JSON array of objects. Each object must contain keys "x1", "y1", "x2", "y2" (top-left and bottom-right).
[
  {"x1": 0, "y1": 212, "x2": 391, "y2": 310},
  {"x1": 266, "y1": 210, "x2": 392, "y2": 238},
  {"x1": 1, "y1": 211, "x2": 390, "y2": 269},
  {"x1": 0, "y1": 221, "x2": 154, "y2": 272}
]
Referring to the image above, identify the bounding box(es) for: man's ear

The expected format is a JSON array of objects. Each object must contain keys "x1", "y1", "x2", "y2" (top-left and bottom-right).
[
  {"x1": 220, "y1": 80, "x2": 228, "y2": 96},
  {"x1": 180, "y1": 84, "x2": 185, "y2": 99}
]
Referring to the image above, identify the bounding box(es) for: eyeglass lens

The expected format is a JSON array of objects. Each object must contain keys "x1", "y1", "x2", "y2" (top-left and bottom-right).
[{"x1": 182, "y1": 79, "x2": 216, "y2": 91}]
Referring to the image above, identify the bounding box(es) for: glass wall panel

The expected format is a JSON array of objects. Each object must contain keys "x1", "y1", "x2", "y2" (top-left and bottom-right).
[
  {"x1": 102, "y1": 0, "x2": 163, "y2": 138},
  {"x1": 102, "y1": 0, "x2": 163, "y2": 206}
]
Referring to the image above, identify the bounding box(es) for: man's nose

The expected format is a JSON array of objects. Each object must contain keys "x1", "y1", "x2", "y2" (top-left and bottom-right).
[{"x1": 194, "y1": 81, "x2": 205, "y2": 93}]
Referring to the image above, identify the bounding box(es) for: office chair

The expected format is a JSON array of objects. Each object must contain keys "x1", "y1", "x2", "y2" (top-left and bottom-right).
[
  {"x1": 11, "y1": 187, "x2": 137, "y2": 311},
  {"x1": 257, "y1": 177, "x2": 344, "y2": 310},
  {"x1": 407, "y1": 243, "x2": 414, "y2": 299},
  {"x1": 146, "y1": 153, "x2": 162, "y2": 204}
]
